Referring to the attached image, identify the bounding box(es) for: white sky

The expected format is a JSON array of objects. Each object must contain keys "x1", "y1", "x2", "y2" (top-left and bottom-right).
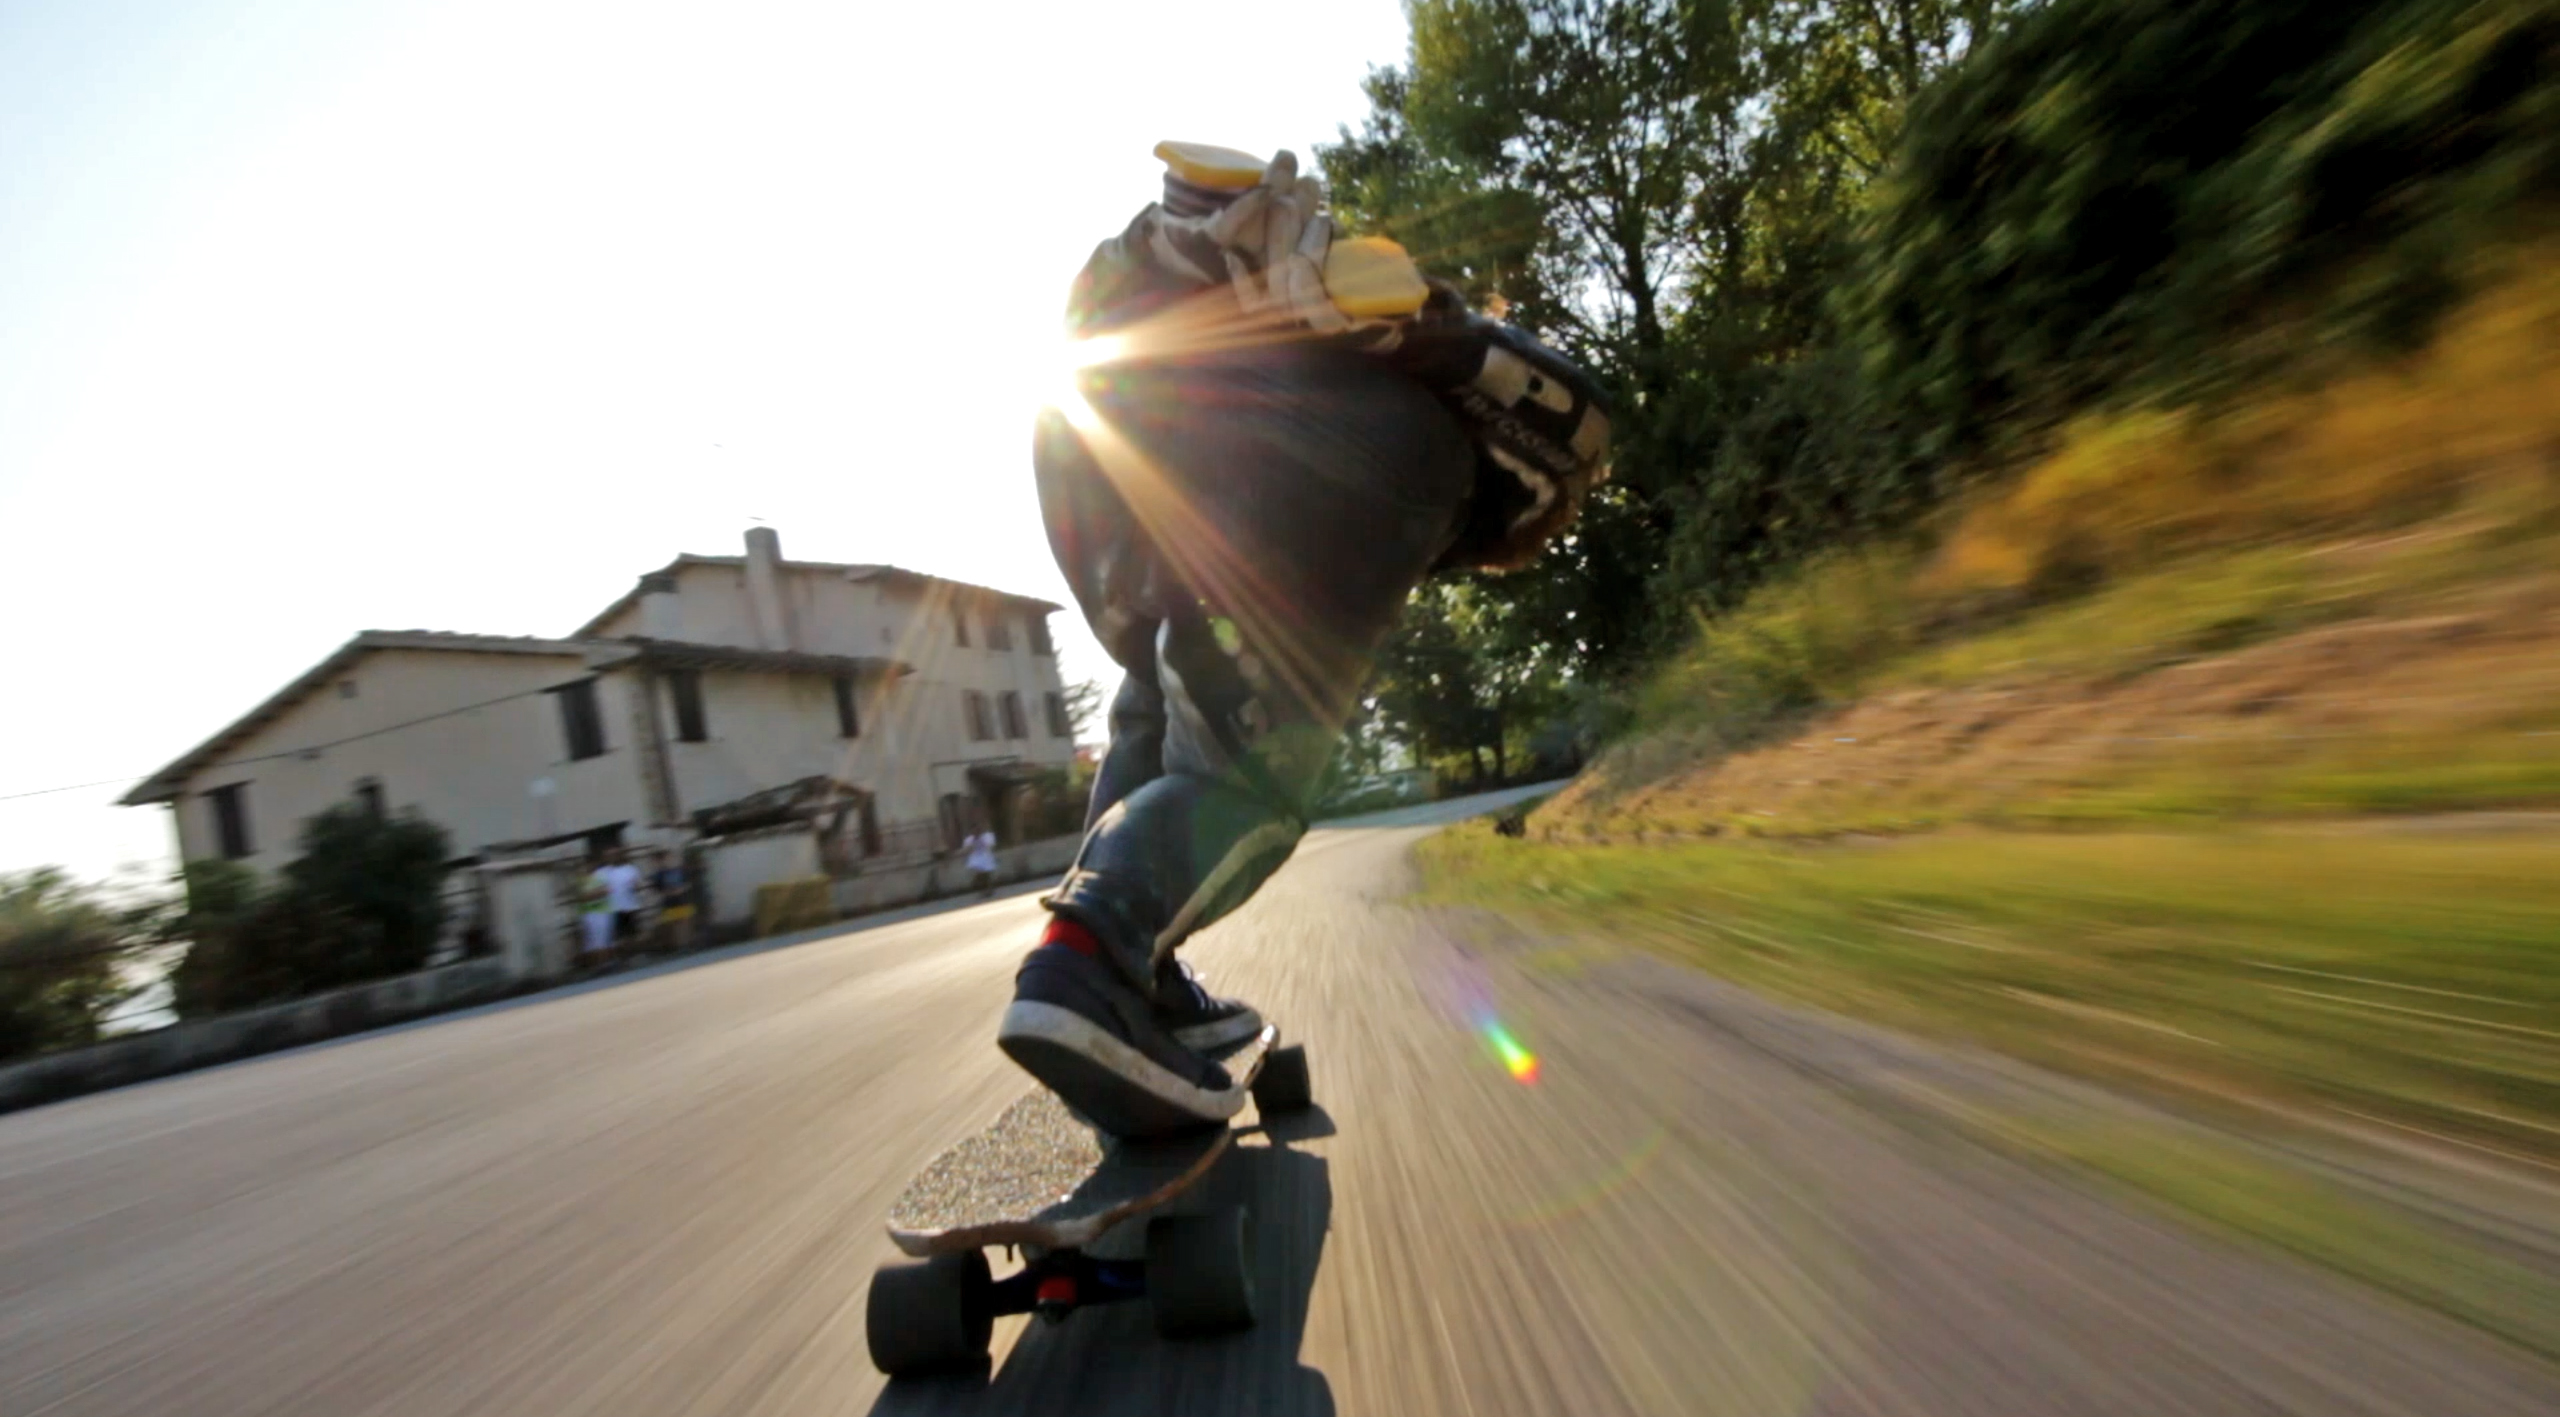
[{"x1": 0, "y1": 0, "x2": 1414, "y2": 886}]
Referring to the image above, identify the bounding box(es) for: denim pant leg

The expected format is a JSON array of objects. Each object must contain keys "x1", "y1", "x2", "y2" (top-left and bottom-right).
[{"x1": 1039, "y1": 342, "x2": 1479, "y2": 992}]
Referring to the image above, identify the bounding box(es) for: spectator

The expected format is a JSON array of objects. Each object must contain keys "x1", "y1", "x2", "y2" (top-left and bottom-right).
[
  {"x1": 577, "y1": 860, "x2": 615, "y2": 967},
  {"x1": 963, "y1": 826, "x2": 1001, "y2": 900},
  {"x1": 651, "y1": 850, "x2": 696, "y2": 953},
  {"x1": 597, "y1": 848, "x2": 646, "y2": 962}
]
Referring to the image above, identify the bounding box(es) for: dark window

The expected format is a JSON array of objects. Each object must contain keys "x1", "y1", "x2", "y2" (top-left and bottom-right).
[
  {"x1": 552, "y1": 679, "x2": 607, "y2": 760},
  {"x1": 963, "y1": 690, "x2": 993, "y2": 742},
  {"x1": 859, "y1": 796, "x2": 882, "y2": 856},
  {"x1": 1000, "y1": 691, "x2": 1027, "y2": 740},
  {"x1": 985, "y1": 615, "x2": 1013, "y2": 652},
  {"x1": 353, "y1": 779, "x2": 386, "y2": 818},
  {"x1": 208, "y1": 783, "x2": 253, "y2": 860},
  {"x1": 338, "y1": 679, "x2": 358, "y2": 699},
  {"x1": 938, "y1": 792, "x2": 966, "y2": 849},
  {"x1": 1029, "y1": 615, "x2": 1054, "y2": 656},
  {"x1": 954, "y1": 612, "x2": 970, "y2": 648},
  {"x1": 1045, "y1": 690, "x2": 1072, "y2": 738},
  {"x1": 833, "y1": 675, "x2": 862, "y2": 738},
  {"x1": 667, "y1": 669, "x2": 708, "y2": 742}
]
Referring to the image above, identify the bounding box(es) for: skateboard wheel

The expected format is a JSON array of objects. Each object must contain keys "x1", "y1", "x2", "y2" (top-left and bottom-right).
[
  {"x1": 866, "y1": 1251, "x2": 993, "y2": 1375},
  {"x1": 1147, "y1": 1208, "x2": 1257, "y2": 1338},
  {"x1": 1252, "y1": 1044, "x2": 1313, "y2": 1114}
]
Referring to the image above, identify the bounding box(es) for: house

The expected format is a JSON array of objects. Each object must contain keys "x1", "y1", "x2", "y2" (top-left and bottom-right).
[{"x1": 121, "y1": 528, "x2": 1080, "y2": 891}]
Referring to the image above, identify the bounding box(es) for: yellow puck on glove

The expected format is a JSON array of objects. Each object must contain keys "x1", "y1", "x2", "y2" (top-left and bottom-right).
[
  {"x1": 1154, "y1": 140, "x2": 1268, "y2": 191},
  {"x1": 1323, "y1": 235, "x2": 1430, "y2": 317}
]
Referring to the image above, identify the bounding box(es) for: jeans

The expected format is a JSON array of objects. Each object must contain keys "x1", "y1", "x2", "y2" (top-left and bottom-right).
[{"x1": 1035, "y1": 336, "x2": 1479, "y2": 994}]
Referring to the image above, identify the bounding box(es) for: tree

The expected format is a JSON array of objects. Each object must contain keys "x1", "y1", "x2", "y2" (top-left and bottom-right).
[
  {"x1": 1848, "y1": 0, "x2": 2559, "y2": 462},
  {"x1": 1062, "y1": 678, "x2": 1105, "y2": 745},
  {"x1": 1324, "y1": 0, "x2": 2022, "y2": 677},
  {"x1": 1371, "y1": 580, "x2": 1571, "y2": 786},
  {"x1": 0, "y1": 869, "x2": 145, "y2": 1061},
  {"x1": 170, "y1": 805, "x2": 454, "y2": 1017}
]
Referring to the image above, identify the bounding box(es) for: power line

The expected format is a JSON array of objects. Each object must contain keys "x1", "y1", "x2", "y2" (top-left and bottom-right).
[{"x1": 1, "y1": 681, "x2": 574, "y2": 807}]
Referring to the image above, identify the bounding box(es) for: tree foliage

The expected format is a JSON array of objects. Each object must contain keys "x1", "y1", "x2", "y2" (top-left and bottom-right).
[
  {"x1": 1851, "y1": 0, "x2": 2560, "y2": 461},
  {"x1": 0, "y1": 869, "x2": 145, "y2": 1062},
  {"x1": 172, "y1": 804, "x2": 453, "y2": 1017},
  {"x1": 1329, "y1": 0, "x2": 2555, "y2": 765},
  {"x1": 1324, "y1": 0, "x2": 2010, "y2": 683}
]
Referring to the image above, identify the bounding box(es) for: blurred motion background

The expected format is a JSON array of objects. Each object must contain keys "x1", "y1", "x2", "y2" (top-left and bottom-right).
[{"x1": 5, "y1": 0, "x2": 2560, "y2": 1410}]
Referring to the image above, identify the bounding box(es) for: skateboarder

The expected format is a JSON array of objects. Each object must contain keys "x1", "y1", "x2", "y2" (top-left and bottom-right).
[{"x1": 1000, "y1": 141, "x2": 1610, "y2": 1139}]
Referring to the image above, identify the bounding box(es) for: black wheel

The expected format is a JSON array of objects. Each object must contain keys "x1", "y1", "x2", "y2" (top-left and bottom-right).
[
  {"x1": 1253, "y1": 1044, "x2": 1313, "y2": 1114},
  {"x1": 866, "y1": 1251, "x2": 992, "y2": 1375},
  {"x1": 1147, "y1": 1208, "x2": 1257, "y2": 1338}
]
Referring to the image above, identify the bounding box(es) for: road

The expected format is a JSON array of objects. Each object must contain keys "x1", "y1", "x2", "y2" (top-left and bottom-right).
[{"x1": 4, "y1": 787, "x2": 2556, "y2": 1416}]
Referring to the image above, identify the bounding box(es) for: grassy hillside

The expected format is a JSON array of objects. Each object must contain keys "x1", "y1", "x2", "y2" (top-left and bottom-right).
[{"x1": 1424, "y1": 253, "x2": 2560, "y2": 1170}]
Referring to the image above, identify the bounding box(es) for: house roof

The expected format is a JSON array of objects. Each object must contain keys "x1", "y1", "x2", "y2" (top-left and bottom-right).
[
  {"x1": 120, "y1": 632, "x2": 604, "y2": 807},
  {"x1": 119, "y1": 629, "x2": 926, "y2": 808},
  {"x1": 570, "y1": 555, "x2": 1065, "y2": 639}
]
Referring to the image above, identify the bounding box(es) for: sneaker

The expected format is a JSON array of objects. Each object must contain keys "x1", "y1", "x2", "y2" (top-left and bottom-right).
[
  {"x1": 999, "y1": 939, "x2": 1248, "y2": 1140},
  {"x1": 1154, "y1": 959, "x2": 1265, "y2": 1055}
]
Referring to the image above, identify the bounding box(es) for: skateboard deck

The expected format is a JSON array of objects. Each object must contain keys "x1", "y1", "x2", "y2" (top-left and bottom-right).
[{"x1": 887, "y1": 1026, "x2": 1277, "y2": 1258}]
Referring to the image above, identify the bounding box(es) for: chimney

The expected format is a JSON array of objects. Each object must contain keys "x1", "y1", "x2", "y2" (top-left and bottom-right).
[
  {"x1": 743, "y1": 526, "x2": 799, "y2": 650},
  {"x1": 636, "y1": 571, "x2": 684, "y2": 640}
]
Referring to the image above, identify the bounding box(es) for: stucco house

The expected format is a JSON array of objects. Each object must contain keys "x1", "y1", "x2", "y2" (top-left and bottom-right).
[{"x1": 121, "y1": 528, "x2": 1079, "y2": 888}]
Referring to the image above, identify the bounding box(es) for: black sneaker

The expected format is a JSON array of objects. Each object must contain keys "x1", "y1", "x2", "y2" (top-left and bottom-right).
[
  {"x1": 1155, "y1": 959, "x2": 1265, "y2": 1055},
  {"x1": 998, "y1": 944, "x2": 1247, "y2": 1139}
]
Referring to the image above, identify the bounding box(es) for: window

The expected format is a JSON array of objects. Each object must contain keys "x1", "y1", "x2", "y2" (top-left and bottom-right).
[
  {"x1": 953, "y1": 612, "x2": 970, "y2": 648},
  {"x1": 999, "y1": 691, "x2": 1027, "y2": 740},
  {"x1": 207, "y1": 783, "x2": 253, "y2": 860},
  {"x1": 963, "y1": 689, "x2": 993, "y2": 742},
  {"x1": 985, "y1": 614, "x2": 1013, "y2": 652},
  {"x1": 858, "y1": 796, "x2": 882, "y2": 856},
  {"x1": 551, "y1": 679, "x2": 607, "y2": 760},
  {"x1": 667, "y1": 669, "x2": 708, "y2": 743},
  {"x1": 1045, "y1": 690, "x2": 1072, "y2": 738},
  {"x1": 1029, "y1": 615, "x2": 1054, "y2": 656},
  {"x1": 833, "y1": 675, "x2": 862, "y2": 738},
  {"x1": 938, "y1": 792, "x2": 967, "y2": 849},
  {"x1": 338, "y1": 679, "x2": 358, "y2": 699},
  {"x1": 353, "y1": 779, "x2": 386, "y2": 818}
]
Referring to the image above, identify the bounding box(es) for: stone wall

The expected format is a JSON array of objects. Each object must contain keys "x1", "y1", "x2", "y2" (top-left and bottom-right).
[{"x1": 0, "y1": 958, "x2": 513, "y2": 1116}]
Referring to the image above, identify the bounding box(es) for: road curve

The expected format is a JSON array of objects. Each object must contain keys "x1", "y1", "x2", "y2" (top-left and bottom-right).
[{"x1": 4, "y1": 787, "x2": 2555, "y2": 1416}]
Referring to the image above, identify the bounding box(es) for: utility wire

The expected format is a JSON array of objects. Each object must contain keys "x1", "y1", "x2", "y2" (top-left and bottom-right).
[{"x1": 1, "y1": 682, "x2": 574, "y2": 806}]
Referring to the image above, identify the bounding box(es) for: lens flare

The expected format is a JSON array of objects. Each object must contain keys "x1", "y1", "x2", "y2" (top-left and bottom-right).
[{"x1": 1479, "y1": 1018, "x2": 1541, "y2": 1084}]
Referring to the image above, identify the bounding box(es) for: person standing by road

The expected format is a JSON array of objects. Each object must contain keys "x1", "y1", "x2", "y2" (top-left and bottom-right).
[
  {"x1": 595, "y1": 848, "x2": 646, "y2": 961},
  {"x1": 963, "y1": 826, "x2": 1001, "y2": 900},
  {"x1": 651, "y1": 849, "x2": 696, "y2": 953},
  {"x1": 577, "y1": 860, "x2": 616, "y2": 968}
]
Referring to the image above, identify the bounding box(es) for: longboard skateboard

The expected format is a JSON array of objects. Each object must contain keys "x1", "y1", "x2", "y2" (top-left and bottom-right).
[{"x1": 867, "y1": 1025, "x2": 1312, "y2": 1375}]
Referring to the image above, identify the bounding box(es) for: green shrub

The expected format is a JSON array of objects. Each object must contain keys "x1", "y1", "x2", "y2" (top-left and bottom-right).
[{"x1": 0, "y1": 870, "x2": 142, "y2": 1061}]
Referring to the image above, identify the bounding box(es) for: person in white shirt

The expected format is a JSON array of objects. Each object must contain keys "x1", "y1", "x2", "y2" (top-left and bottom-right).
[
  {"x1": 595, "y1": 849, "x2": 647, "y2": 957},
  {"x1": 963, "y1": 828, "x2": 1001, "y2": 899}
]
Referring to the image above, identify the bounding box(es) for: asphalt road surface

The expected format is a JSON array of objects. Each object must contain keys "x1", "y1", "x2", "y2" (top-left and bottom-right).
[{"x1": 5, "y1": 787, "x2": 2556, "y2": 1416}]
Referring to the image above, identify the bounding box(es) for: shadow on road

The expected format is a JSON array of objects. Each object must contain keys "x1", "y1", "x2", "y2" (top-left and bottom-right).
[{"x1": 866, "y1": 1119, "x2": 1336, "y2": 1416}]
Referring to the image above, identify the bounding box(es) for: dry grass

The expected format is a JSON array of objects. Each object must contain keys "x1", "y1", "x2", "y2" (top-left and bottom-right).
[
  {"x1": 1557, "y1": 252, "x2": 2560, "y2": 841},
  {"x1": 1924, "y1": 252, "x2": 2560, "y2": 605}
]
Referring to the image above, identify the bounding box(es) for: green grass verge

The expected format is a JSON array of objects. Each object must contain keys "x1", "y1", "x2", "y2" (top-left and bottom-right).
[
  {"x1": 1424, "y1": 822, "x2": 2560, "y2": 1354},
  {"x1": 1420, "y1": 825, "x2": 2560, "y2": 1167}
]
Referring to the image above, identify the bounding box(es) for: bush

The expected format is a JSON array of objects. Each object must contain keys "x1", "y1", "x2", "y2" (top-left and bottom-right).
[
  {"x1": 1632, "y1": 547, "x2": 1921, "y2": 749},
  {"x1": 1854, "y1": 0, "x2": 2559, "y2": 462},
  {"x1": 171, "y1": 805, "x2": 453, "y2": 1018},
  {"x1": 0, "y1": 869, "x2": 142, "y2": 1062}
]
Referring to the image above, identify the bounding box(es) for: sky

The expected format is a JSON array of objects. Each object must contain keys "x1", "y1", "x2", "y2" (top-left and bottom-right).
[{"x1": 0, "y1": 0, "x2": 1415, "y2": 886}]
